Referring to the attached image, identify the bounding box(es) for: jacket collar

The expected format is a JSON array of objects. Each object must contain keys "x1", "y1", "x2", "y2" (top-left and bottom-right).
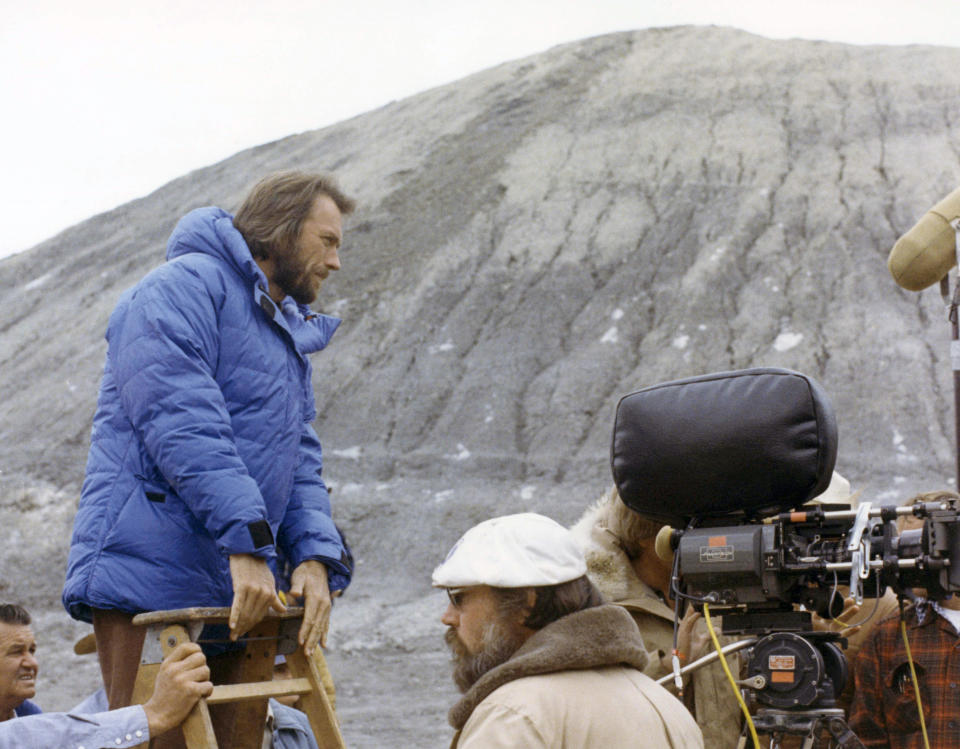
[
  {"x1": 448, "y1": 604, "x2": 649, "y2": 730},
  {"x1": 569, "y1": 496, "x2": 672, "y2": 617},
  {"x1": 253, "y1": 284, "x2": 341, "y2": 355}
]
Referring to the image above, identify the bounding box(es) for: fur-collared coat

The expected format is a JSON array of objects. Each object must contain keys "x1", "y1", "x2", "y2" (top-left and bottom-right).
[
  {"x1": 570, "y1": 494, "x2": 744, "y2": 749},
  {"x1": 449, "y1": 604, "x2": 703, "y2": 748}
]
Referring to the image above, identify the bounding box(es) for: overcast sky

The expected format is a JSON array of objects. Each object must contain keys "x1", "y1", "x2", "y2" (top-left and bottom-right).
[{"x1": 2, "y1": 0, "x2": 958, "y2": 260}]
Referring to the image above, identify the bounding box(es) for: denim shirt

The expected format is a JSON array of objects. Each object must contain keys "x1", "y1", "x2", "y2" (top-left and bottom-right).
[
  {"x1": 0, "y1": 705, "x2": 149, "y2": 748},
  {"x1": 270, "y1": 700, "x2": 321, "y2": 749}
]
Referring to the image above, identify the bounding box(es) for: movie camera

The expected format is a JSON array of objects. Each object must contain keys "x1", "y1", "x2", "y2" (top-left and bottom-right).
[{"x1": 611, "y1": 368, "x2": 960, "y2": 741}]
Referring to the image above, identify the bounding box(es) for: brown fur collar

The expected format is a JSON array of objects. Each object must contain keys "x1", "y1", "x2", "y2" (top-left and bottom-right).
[{"x1": 449, "y1": 604, "x2": 649, "y2": 729}]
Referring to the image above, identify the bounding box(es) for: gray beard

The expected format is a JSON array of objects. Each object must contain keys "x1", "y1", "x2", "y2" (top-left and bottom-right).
[{"x1": 445, "y1": 619, "x2": 527, "y2": 693}]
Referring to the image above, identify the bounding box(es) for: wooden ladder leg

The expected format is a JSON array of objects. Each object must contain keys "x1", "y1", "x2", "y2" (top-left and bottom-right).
[
  {"x1": 131, "y1": 623, "x2": 218, "y2": 749},
  {"x1": 161, "y1": 625, "x2": 219, "y2": 749},
  {"x1": 129, "y1": 660, "x2": 160, "y2": 749},
  {"x1": 286, "y1": 647, "x2": 346, "y2": 749}
]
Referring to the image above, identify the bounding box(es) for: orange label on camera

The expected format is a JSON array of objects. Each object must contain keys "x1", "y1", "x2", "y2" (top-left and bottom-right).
[{"x1": 708, "y1": 536, "x2": 727, "y2": 546}]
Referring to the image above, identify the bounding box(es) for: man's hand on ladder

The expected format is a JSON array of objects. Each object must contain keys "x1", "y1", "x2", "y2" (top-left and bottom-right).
[
  {"x1": 142, "y1": 643, "x2": 213, "y2": 738},
  {"x1": 228, "y1": 554, "x2": 286, "y2": 640}
]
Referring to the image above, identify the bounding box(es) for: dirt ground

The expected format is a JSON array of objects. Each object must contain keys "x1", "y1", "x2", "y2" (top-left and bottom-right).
[{"x1": 327, "y1": 647, "x2": 455, "y2": 748}]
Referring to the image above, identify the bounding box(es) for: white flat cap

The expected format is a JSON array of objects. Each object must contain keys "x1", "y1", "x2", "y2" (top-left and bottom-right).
[{"x1": 432, "y1": 513, "x2": 587, "y2": 588}]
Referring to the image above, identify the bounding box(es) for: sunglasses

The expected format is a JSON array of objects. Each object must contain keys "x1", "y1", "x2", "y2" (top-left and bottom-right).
[{"x1": 446, "y1": 588, "x2": 469, "y2": 610}]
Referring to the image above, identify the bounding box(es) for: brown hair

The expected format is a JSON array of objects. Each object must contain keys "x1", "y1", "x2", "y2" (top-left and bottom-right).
[
  {"x1": 233, "y1": 171, "x2": 356, "y2": 260},
  {"x1": 494, "y1": 575, "x2": 605, "y2": 630},
  {"x1": 600, "y1": 486, "x2": 663, "y2": 559},
  {"x1": 0, "y1": 603, "x2": 30, "y2": 626}
]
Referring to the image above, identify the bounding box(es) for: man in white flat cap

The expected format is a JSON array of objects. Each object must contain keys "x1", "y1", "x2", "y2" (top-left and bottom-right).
[{"x1": 434, "y1": 512, "x2": 703, "y2": 748}]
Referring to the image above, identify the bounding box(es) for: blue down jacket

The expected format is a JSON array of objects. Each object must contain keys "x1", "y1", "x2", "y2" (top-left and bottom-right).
[{"x1": 63, "y1": 207, "x2": 351, "y2": 621}]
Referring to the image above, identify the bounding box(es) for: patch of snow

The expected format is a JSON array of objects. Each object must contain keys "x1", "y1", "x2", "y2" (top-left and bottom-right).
[
  {"x1": 340, "y1": 482, "x2": 364, "y2": 495},
  {"x1": 434, "y1": 490, "x2": 454, "y2": 503},
  {"x1": 447, "y1": 444, "x2": 471, "y2": 461},
  {"x1": 611, "y1": 308, "x2": 624, "y2": 321},
  {"x1": 24, "y1": 273, "x2": 51, "y2": 291},
  {"x1": 520, "y1": 486, "x2": 536, "y2": 501},
  {"x1": 332, "y1": 446, "x2": 362, "y2": 460},
  {"x1": 773, "y1": 332, "x2": 803, "y2": 352},
  {"x1": 601, "y1": 326, "x2": 619, "y2": 344},
  {"x1": 429, "y1": 342, "x2": 455, "y2": 354},
  {"x1": 672, "y1": 335, "x2": 689, "y2": 350}
]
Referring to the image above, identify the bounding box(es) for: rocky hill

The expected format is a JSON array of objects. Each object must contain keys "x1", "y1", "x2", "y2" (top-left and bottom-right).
[{"x1": 2, "y1": 26, "x2": 960, "y2": 747}]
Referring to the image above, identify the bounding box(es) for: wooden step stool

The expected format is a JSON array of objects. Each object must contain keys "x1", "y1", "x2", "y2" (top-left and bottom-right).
[{"x1": 130, "y1": 607, "x2": 345, "y2": 748}]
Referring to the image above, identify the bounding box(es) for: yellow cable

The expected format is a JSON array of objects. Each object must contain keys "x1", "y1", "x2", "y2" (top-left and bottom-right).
[
  {"x1": 899, "y1": 619, "x2": 931, "y2": 749},
  {"x1": 703, "y1": 602, "x2": 760, "y2": 749}
]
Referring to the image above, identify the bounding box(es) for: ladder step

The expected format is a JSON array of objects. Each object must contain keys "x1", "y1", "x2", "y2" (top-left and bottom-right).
[{"x1": 206, "y1": 677, "x2": 313, "y2": 705}]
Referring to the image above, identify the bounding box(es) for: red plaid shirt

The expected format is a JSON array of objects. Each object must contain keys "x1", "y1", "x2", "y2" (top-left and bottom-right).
[{"x1": 849, "y1": 601, "x2": 960, "y2": 748}]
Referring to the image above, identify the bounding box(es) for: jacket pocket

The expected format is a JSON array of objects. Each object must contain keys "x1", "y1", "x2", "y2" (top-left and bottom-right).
[
  {"x1": 882, "y1": 661, "x2": 931, "y2": 734},
  {"x1": 101, "y1": 480, "x2": 200, "y2": 554}
]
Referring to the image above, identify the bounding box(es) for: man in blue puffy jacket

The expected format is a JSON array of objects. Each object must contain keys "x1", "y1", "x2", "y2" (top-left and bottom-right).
[{"x1": 62, "y1": 171, "x2": 356, "y2": 726}]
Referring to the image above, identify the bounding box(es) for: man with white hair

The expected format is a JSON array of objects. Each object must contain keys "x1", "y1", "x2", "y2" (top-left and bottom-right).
[{"x1": 434, "y1": 512, "x2": 703, "y2": 748}]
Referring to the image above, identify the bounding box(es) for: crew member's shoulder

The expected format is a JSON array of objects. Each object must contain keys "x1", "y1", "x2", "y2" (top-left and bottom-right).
[
  {"x1": 474, "y1": 668, "x2": 700, "y2": 745},
  {"x1": 481, "y1": 664, "x2": 660, "y2": 706}
]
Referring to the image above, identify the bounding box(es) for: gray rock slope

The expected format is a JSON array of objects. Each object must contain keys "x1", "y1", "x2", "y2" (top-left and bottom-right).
[{"x1": 2, "y1": 26, "x2": 960, "y2": 746}]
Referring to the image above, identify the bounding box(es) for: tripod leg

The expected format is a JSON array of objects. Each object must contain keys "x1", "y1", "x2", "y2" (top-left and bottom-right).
[{"x1": 826, "y1": 716, "x2": 866, "y2": 749}]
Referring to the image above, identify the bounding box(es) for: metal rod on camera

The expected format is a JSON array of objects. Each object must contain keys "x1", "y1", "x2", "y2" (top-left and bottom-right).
[
  {"x1": 654, "y1": 637, "x2": 758, "y2": 689},
  {"x1": 940, "y1": 221, "x2": 960, "y2": 486},
  {"x1": 822, "y1": 557, "x2": 928, "y2": 573},
  {"x1": 812, "y1": 503, "x2": 948, "y2": 523}
]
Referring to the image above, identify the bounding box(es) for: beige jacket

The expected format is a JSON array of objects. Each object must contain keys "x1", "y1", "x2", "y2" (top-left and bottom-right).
[
  {"x1": 570, "y1": 496, "x2": 744, "y2": 748},
  {"x1": 449, "y1": 605, "x2": 703, "y2": 748}
]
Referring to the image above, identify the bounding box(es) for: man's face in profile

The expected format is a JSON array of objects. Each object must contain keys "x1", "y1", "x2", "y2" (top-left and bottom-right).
[
  {"x1": 441, "y1": 586, "x2": 528, "y2": 692},
  {"x1": 272, "y1": 194, "x2": 343, "y2": 305},
  {"x1": 0, "y1": 621, "x2": 38, "y2": 715}
]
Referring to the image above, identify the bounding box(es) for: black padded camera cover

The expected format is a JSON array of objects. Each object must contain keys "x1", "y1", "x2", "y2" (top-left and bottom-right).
[{"x1": 611, "y1": 368, "x2": 838, "y2": 526}]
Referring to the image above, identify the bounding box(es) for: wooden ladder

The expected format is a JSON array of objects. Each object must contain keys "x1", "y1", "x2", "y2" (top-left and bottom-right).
[{"x1": 129, "y1": 607, "x2": 345, "y2": 748}]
